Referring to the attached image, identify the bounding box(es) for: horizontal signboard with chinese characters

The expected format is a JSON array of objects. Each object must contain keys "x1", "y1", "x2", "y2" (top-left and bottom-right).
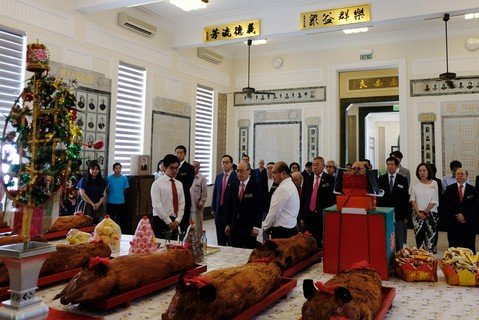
[
  {"x1": 204, "y1": 20, "x2": 260, "y2": 42},
  {"x1": 349, "y1": 76, "x2": 398, "y2": 91},
  {"x1": 301, "y1": 4, "x2": 370, "y2": 30},
  {"x1": 234, "y1": 86, "x2": 326, "y2": 106}
]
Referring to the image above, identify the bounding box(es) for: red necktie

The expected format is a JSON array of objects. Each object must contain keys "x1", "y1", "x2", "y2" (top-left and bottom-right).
[
  {"x1": 171, "y1": 178, "x2": 179, "y2": 214},
  {"x1": 459, "y1": 184, "x2": 463, "y2": 202},
  {"x1": 239, "y1": 182, "x2": 245, "y2": 201},
  {"x1": 220, "y1": 173, "x2": 228, "y2": 206},
  {"x1": 309, "y1": 175, "x2": 320, "y2": 212}
]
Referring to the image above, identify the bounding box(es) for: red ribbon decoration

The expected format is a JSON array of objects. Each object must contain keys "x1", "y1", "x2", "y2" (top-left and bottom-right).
[
  {"x1": 88, "y1": 256, "x2": 110, "y2": 269},
  {"x1": 313, "y1": 281, "x2": 340, "y2": 295},
  {"x1": 185, "y1": 275, "x2": 211, "y2": 288}
]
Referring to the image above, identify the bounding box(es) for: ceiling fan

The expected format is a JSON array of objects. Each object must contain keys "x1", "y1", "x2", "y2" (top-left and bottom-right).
[
  {"x1": 439, "y1": 13, "x2": 456, "y2": 88},
  {"x1": 239, "y1": 39, "x2": 275, "y2": 98}
]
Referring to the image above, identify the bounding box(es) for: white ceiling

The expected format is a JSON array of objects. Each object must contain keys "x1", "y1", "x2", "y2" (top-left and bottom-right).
[{"x1": 76, "y1": 0, "x2": 479, "y2": 58}]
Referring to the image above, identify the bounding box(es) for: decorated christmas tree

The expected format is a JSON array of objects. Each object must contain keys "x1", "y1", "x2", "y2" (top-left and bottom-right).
[{"x1": 0, "y1": 41, "x2": 82, "y2": 243}]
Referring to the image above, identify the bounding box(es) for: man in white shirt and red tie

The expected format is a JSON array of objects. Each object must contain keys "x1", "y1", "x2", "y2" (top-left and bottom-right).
[
  {"x1": 211, "y1": 155, "x2": 238, "y2": 245},
  {"x1": 226, "y1": 162, "x2": 262, "y2": 248},
  {"x1": 300, "y1": 156, "x2": 335, "y2": 247},
  {"x1": 445, "y1": 168, "x2": 479, "y2": 253},
  {"x1": 150, "y1": 154, "x2": 185, "y2": 239}
]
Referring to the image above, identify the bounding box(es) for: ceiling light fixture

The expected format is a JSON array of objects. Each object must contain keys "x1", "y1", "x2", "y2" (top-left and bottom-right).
[
  {"x1": 343, "y1": 27, "x2": 369, "y2": 34},
  {"x1": 169, "y1": 0, "x2": 208, "y2": 12},
  {"x1": 464, "y1": 12, "x2": 479, "y2": 19},
  {"x1": 243, "y1": 39, "x2": 267, "y2": 45}
]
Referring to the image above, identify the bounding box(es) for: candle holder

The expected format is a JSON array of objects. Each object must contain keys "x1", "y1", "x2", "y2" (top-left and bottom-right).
[{"x1": 0, "y1": 241, "x2": 55, "y2": 320}]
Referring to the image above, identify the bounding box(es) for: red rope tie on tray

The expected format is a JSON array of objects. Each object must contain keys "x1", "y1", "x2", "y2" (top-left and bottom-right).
[
  {"x1": 314, "y1": 281, "x2": 340, "y2": 295},
  {"x1": 88, "y1": 256, "x2": 110, "y2": 269},
  {"x1": 185, "y1": 275, "x2": 211, "y2": 288}
]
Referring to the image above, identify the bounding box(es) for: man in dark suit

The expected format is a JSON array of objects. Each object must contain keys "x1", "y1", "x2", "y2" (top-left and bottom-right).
[
  {"x1": 377, "y1": 157, "x2": 410, "y2": 252},
  {"x1": 301, "y1": 161, "x2": 313, "y2": 179},
  {"x1": 211, "y1": 155, "x2": 238, "y2": 246},
  {"x1": 300, "y1": 156, "x2": 335, "y2": 247},
  {"x1": 227, "y1": 162, "x2": 263, "y2": 248},
  {"x1": 445, "y1": 168, "x2": 479, "y2": 253},
  {"x1": 175, "y1": 145, "x2": 195, "y2": 232}
]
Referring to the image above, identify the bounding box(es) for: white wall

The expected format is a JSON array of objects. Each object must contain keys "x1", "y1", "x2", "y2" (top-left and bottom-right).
[{"x1": 2, "y1": 0, "x2": 479, "y2": 180}]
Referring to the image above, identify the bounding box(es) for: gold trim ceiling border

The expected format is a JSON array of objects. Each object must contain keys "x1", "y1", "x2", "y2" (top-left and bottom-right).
[
  {"x1": 301, "y1": 4, "x2": 370, "y2": 30},
  {"x1": 204, "y1": 19, "x2": 260, "y2": 42}
]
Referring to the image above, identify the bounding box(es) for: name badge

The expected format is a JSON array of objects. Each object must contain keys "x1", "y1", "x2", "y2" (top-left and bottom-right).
[
  {"x1": 322, "y1": 183, "x2": 330, "y2": 188},
  {"x1": 397, "y1": 184, "x2": 404, "y2": 189},
  {"x1": 181, "y1": 172, "x2": 187, "y2": 176},
  {"x1": 466, "y1": 195, "x2": 474, "y2": 199},
  {"x1": 244, "y1": 193, "x2": 253, "y2": 198}
]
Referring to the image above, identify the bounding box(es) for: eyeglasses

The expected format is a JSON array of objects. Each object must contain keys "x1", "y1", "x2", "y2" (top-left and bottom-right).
[
  {"x1": 168, "y1": 166, "x2": 179, "y2": 171},
  {"x1": 237, "y1": 169, "x2": 249, "y2": 173}
]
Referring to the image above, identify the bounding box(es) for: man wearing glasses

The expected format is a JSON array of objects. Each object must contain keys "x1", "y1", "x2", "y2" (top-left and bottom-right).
[
  {"x1": 150, "y1": 154, "x2": 185, "y2": 239},
  {"x1": 226, "y1": 162, "x2": 262, "y2": 248},
  {"x1": 262, "y1": 161, "x2": 299, "y2": 239}
]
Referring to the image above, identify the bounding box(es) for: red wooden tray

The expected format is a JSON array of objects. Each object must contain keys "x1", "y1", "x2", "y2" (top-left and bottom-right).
[
  {"x1": 43, "y1": 225, "x2": 95, "y2": 240},
  {"x1": 233, "y1": 277, "x2": 297, "y2": 320},
  {"x1": 0, "y1": 268, "x2": 81, "y2": 301},
  {"x1": 282, "y1": 251, "x2": 323, "y2": 278},
  {"x1": 297, "y1": 285, "x2": 396, "y2": 320},
  {"x1": 0, "y1": 228, "x2": 12, "y2": 234},
  {"x1": 374, "y1": 286, "x2": 396, "y2": 320},
  {"x1": 88, "y1": 264, "x2": 207, "y2": 310}
]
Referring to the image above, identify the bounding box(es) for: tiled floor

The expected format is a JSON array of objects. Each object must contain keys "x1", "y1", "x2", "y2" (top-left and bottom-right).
[{"x1": 203, "y1": 218, "x2": 479, "y2": 257}]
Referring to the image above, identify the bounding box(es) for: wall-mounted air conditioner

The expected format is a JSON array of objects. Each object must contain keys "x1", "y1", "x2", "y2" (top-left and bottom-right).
[
  {"x1": 198, "y1": 47, "x2": 223, "y2": 64},
  {"x1": 118, "y1": 12, "x2": 157, "y2": 37}
]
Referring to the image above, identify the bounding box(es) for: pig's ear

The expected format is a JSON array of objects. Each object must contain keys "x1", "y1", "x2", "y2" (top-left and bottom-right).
[
  {"x1": 334, "y1": 286, "x2": 352, "y2": 304},
  {"x1": 264, "y1": 240, "x2": 278, "y2": 251},
  {"x1": 199, "y1": 284, "x2": 217, "y2": 302},
  {"x1": 303, "y1": 279, "x2": 317, "y2": 300}
]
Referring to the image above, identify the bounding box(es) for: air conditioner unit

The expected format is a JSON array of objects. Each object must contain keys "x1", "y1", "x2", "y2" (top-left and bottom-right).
[
  {"x1": 118, "y1": 12, "x2": 157, "y2": 37},
  {"x1": 198, "y1": 47, "x2": 223, "y2": 64}
]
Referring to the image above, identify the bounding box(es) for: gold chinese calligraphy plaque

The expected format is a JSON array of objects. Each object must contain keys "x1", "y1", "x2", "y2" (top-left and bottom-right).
[
  {"x1": 301, "y1": 4, "x2": 370, "y2": 30},
  {"x1": 204, "y1": 20, "x2": 260, "y2": 42}
]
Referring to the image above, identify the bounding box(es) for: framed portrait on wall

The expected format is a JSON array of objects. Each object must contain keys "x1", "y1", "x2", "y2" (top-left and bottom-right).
[
  {"x1": 130, "y1": 155, "x2": 151, "y2": 175},
  {"x1": 86, "y1": 115, "x2": 97, "y2": 131},
  {"x1": 97, "y1": 114, "x2": 107, "y2": 132},
  {"x1": 97, "y1": 94, "x2": 109, "y2": 114},
  {"x1": 75, "y1": 86, "x2": 111, "y2": 175},
  {"x1": 77, "y1": 91, "x2": 87, "y2": 110},
  {"x1": 87, "y1": 94, "x2": 97, "y2": 112}
]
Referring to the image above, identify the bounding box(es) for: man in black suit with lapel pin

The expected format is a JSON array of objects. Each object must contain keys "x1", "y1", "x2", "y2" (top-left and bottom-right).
[
  {"x1": 211, "y1": 155, "x2": 238, "y2": 246},
  {"x1": 445, "y1": 168, "x2": 479, "y2": 253},
  {"x1": 175, "y1": 145, "x2": 195, "y2": 233},
  {"x1": 300, "y1": 156, "x2": 335, "y2": 247},
  {"x1": 377, "y1": 157, "x2": 410, "y2": 252},
  {"x1": 227, "y1": 162, "x2": 262, "y2": 249}
]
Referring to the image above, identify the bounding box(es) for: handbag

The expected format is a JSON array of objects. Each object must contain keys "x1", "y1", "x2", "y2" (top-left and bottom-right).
[{"x1": 74, "y1": 198, "x2": 87, "y2": 214}]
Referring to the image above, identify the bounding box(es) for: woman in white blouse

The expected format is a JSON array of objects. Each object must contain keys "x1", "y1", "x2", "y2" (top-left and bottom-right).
[{"x1": 409, "y1": 163, "x2": 439, "y2": 252}]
